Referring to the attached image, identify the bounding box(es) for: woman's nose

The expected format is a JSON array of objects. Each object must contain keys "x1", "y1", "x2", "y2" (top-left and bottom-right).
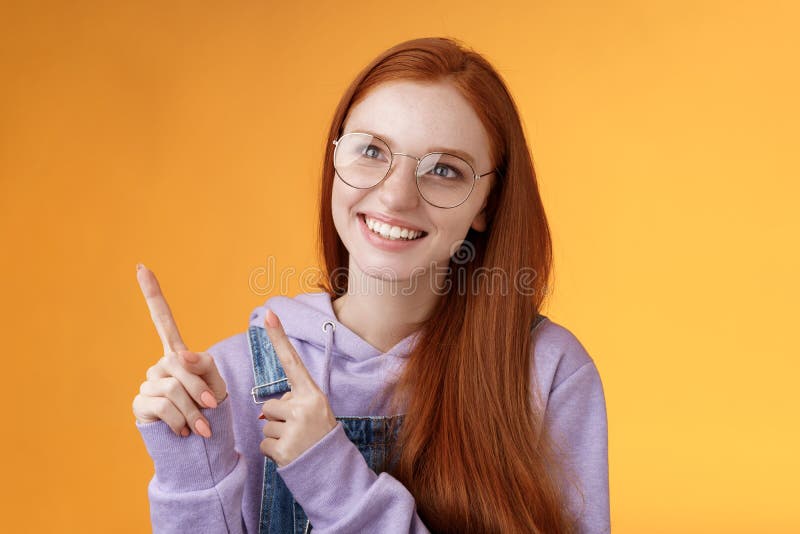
[
  {"x1": 378, "y1": 154, "x2": 419, "y2": 211},
  {"x1": 377, "y1": 154, "x2": 421, "y2": 210}
]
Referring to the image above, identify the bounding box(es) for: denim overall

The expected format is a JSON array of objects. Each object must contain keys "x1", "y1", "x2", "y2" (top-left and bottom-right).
[
  {"x1": 248, "y1": 321, "x2": 404, "y2": 534},
  {"x1": 248, "y1": 313, "x2": 546, "y2": 533}
]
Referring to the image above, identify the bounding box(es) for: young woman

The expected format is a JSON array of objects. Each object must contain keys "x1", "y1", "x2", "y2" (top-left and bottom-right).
[{"x1": 133, "y1": 37, "x2": 609, "y2": 533}]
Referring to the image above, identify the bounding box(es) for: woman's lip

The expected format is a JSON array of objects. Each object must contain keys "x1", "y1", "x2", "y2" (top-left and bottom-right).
[
  {"x1": 358, "y1": 212, "x2": 427, "y2": 235},
  {"x1": 358, "y1": 213, "x2": 427, "y2": 250}
]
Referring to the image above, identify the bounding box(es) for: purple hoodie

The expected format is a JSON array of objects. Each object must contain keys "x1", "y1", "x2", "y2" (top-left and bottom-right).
[{"x1": 136, "y1": 291, "x2": 610, "y2": 533}]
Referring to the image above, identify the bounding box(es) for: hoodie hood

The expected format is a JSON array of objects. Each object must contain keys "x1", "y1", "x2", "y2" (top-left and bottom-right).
[
  {"x1": 249, "y1": 291, "x2": 421, "y2": 405},
  {"x1": 250, "y1": 291, "x2": 421, "y2": 360}
]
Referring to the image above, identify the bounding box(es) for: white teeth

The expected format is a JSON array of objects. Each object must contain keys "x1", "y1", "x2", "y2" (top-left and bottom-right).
[{"x1": 363, "y1": 215, "x2": 424, "y2": 241}]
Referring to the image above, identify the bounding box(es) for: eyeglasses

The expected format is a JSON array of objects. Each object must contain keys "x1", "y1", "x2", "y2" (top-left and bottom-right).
[{"x1": 332, "y1": 132, "x2": 496, "y2": 209}]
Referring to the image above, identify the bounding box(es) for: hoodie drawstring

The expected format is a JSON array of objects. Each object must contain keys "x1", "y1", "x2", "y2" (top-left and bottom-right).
[{"x1": 321, "y1": 320, "x2": 336, "y2": 397}]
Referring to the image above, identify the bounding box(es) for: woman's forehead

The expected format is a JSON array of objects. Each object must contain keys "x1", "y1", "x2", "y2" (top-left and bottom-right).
[{"x1": 343, "y1": 80, "x2": 491, "y2": 162}]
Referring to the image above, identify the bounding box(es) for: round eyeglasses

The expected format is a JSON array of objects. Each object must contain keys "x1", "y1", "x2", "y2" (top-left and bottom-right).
[{"x1": 332, "y1": 132, "x2": 496, "y2": 209}]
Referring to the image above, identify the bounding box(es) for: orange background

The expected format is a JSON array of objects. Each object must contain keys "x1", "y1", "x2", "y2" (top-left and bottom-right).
[{"x1": 1, "y1": 1, "x2": 798, "y2": 532}]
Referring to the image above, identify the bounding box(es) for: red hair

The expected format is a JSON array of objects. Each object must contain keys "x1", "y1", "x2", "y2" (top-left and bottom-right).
[{"x1": 315, "y1": 37, "x2": 577, "y2": 533}]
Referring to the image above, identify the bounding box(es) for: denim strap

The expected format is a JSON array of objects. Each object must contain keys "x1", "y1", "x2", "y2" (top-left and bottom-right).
[{"x1": 248, "y1": 325, "x2": 291, "y2": 404}]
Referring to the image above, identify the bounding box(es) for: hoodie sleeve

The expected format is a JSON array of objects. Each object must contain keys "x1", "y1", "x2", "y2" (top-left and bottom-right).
[
  {"x1": 543, "y1": 361, "x2": 611, "y2": 534},
  {"x1": 135, "y1": 347, "x2": 248, "y2": 534},
  {"x1": 276, "y1": 422, "x2": 431, "y2": 533}
]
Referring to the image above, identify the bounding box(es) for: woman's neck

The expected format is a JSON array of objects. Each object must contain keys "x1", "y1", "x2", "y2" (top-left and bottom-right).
[{"x1": 331, "y1": 265, "x2": 442, "y2": 353}]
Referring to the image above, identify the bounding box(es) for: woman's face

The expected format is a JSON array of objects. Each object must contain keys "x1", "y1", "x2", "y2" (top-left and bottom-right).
[{"x1": 331, "y1": 80, "x2": 494, "y2": 283}]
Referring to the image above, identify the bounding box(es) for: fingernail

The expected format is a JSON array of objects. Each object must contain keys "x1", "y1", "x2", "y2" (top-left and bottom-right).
[
  {"x1": 180, "y1": 427, "x2": 190, "y2": 437},
  {"x1": 265, "y1": 309, "x2": 279, "y2": 328},
  {"x1": 258, "y1": 413, "x2": 266, "y2": 420},
  {"x1": 136, "y1": 263, "x2": 144, "y2": 271},
  {"x1": 201, "y1": 390, "x2": 218, "y2": 409},
  {"x1": 194, "y1": 419, "x2": 212, "y2": 438}
]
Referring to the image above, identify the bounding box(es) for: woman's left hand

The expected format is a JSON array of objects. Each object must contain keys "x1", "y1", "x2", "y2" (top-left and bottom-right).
[{"x1": 258, "y1": 308, "x2": 338, "y2": 468}]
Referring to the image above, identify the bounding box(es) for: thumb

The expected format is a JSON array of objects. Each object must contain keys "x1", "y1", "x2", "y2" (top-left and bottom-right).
[{"x1": 178, "y1": 350, "x2": 229, "y2": 402}]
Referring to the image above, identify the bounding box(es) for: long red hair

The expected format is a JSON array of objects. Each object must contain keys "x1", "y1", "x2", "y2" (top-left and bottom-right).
[{"x1": 314, "y1": 37, "x2": 577, "y2": 533}]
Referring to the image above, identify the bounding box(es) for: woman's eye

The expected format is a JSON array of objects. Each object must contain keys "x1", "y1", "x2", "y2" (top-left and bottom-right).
[
  {"x1": 432, "y1": 165, "x2": 460, "y2": 179},
  {"x1": 361, "y1": 144, "x2": 385, "y2": 159}
]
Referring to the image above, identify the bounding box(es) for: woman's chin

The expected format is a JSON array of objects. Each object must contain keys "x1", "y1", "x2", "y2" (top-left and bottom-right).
[{"x1": 353, "y1": 254, "x2": 428, "y2": 284}]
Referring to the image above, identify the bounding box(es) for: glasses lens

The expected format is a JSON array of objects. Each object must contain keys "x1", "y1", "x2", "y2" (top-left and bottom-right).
[
  {"x1": 333, "y1": 133, "x2": 391, "y2": 188},
  {"x1": 417, "y1": 153, "x2": 476, "y2": 208}
]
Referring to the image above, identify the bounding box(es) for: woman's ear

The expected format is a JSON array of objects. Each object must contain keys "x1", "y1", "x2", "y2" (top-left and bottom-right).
[
  {"x1": 470, "y1": 203, "x2": 488, "y2": 232},
  {"x1": 470, "y1": 175, "x2": 495, "y2": 232}
]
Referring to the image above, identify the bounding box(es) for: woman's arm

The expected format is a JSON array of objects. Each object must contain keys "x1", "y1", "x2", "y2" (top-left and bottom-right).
[
  {"x1": 136, "y1": 394, "x2": 248, "y2": 534},
  {"x1": 544, "y1": 360, "x2": 611, "y2": 534},
  {"x1": 135, "y1": 333, "x2": 250, "y2": 534},
  {"x1": 276, "y1": 421, "x2": 431, "y2": 533}
]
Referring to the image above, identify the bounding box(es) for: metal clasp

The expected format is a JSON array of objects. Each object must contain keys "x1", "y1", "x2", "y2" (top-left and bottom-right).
[{"x1": 250, "y1": 377, "x2": 291, "y2": 404}]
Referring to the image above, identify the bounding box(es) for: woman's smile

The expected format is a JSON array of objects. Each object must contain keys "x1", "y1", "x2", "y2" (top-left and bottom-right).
[{"x1": 357, "y1": 212, "x2": 429, "y2": 252}]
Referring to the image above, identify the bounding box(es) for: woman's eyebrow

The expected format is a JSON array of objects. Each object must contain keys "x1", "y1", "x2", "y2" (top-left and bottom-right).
[{"x1": 352, "y1": 127, "x2": 477, "y2": 166}]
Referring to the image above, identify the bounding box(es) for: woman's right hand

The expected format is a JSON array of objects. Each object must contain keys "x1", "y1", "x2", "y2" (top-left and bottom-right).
[{"x1": 132, "y1": 264, "x2": 229, "y2": 438}]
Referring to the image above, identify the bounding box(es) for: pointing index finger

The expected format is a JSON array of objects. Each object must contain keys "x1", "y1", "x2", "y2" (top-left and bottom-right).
[
  {"x1": 264, "y1": 308, "x2": 315, "y2": 392},
  {"x1": 136, "y1": 264, "x2": 188, "y2": 354}
]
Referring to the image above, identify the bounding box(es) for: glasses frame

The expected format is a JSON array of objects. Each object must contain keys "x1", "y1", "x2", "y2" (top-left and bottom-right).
[{"x1": 332, "y1": 132, "x2": 497, "y2": 209}]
